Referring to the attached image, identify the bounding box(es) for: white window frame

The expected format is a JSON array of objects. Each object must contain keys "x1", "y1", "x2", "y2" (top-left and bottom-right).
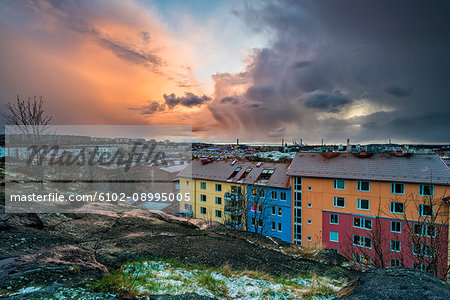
[
  {"x1": 200, "y1": 194, "x2": 207, "y2": 202},
  {"x1": 419, "y1": 204, "x2": 433, "y2": 217},
  {"x1": 390, "y1": 240, "x2": 401, "y2": 252},
  {"x1": 280, "y1": 191, "x2": 287, "y2": 201},
  {"x1": 215, "y1": 183, "x2": 222, "y2": 192},
  {"x1": 200, "y1": 207, "x2": 206, "y2": 215},
  {"x1": 330, "y1": 214, "x2": 339, "y2": 225},
  {"x1": 333, "y1": 179, "x2": 345, "y2": 190},
  {"x1": 271, "y1": 191, "x2": 277, "y2": 200},
  {"x1": 391, "y1": 221, "x2": 401, "y2": 233},
  {"x1": 330, "y1": 231, "x2": 339, "y2": 242},
  {"x1": 200, "y1": 182, "x2": 207, "y2": 190},
  {"x1": 215, "y1": 197, "x2": 222, "y2": 205},
  {"x1": 391, "y1": 183, "x2": 405, "y2": 195},
  {"x1": 390, "y1": 202, "x2": 405, "y2": 214},
  {"x1": 357, "y1": 181, "x2": 370, "y2": 192},
  {"x1": 215, "y1": 210, "x2": 222, "y2": 218},
  {"x1": 333, "y1": 196, "x2": 345, "y2": 208},
  {"x1": 357, "y1": 199, "x2": 370, "y2": 210},
  {"x1": 419, "y1": 185, "x2": 434, "y2": 197}
]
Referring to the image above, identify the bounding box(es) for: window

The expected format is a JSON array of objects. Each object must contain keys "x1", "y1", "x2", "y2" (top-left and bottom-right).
[
  {"x1": 277, "y1": 223, "x2": 282, "y2": 232},
  {"x1": 272, "y1": 221, "x2": 276, "y2": 231},
  {"x1": 259, "y1": 189, "x2": 265, "y2": 198},
  {"x1": 280, "y1": 192, "x2": 287, "y2": 201},
  {"x1": 357, "y1": 181, "x2": 370, "y2": 192},
  {"x1": 307, "y1": 237, "x2": 312, "y2": 241},
  {"x1": 391, "y1": 221, "x2": 401, "y2": 233},
  {"x1": 200, "y1": 207, "x2": 206, "y2": 215},
  {"x1": 271, "y1": 191, "x2": 277, "y2": 200},
  {"x1": 419, "y1": 204, "x2": 433, "y2": 217},
  {"x1": 251, "y1": 218, "x2": 255, "y2": 226},
  {"x1": 330, "y1": 214, "x2": 339, "y2": 224},
  {"x1": 258, "y1": 219, "x2": 263, "y2": 228},
  {"x1": 186, "y1": 180, "x2": 189, "y2": 186},
  {"x1": 357, "y1": 199, "x2": 370, "y2": 210},
  {"x1": 260, "y1": 169, "x2": 275, "y2": 180},
  {"x1": 390, "y1": 202, "x2": 404, "y2": 214},
  {"x1": 353, "y1": 253, "x2": 372, "y2": 265},
  {"x1": 272, "y1": 206, "x2": 276, "y2": 215},
  {"x1": 257, "y1": 204, "x2": 263, "y2": 212},
  {"x1": 390, "y1": 259, "x2": 401, "y2": 267},
  {"x1": 353, "y1": 217, "x2": 372, "y2": 230},
  {"x1": 353, "y1": 235, "x2": 372, "y2": 248},
  {"x1": 329, "y1": 248, "x2": 338, "y2": 254},
  {"x1": 390, "y1": 240, "x2": 401, "y2": 252},
  {"x1": 419, "y1": 185, "x2": 434, "y2": 197},
  {"x1": 333, "y1": 197, "x2": 345, "y2": 208},
  {"x1": 215, "y1": 197, "x2": 222, "y2": 205},
  {"x1": 251, "y1": 189, "x2": 257, "y2": 196},
  {"x1": 391, "y1": 183, "x2": 404, "y2": 194},
  {"x1": 308, "y1": 186, "x2": 312, "y2": 191},
  {"x1": 278, "y1": 207, "x2": 282, "y2": 216},
  {"x1": 330, "y1": 231, "x2": 339, "y2": 242},
  {"x1": 200, "y1": 182, "x2": 206, "y2": 189},
  {"x1": 215, "y1": 183, "x2": 222, "y2": 192},
  {"x1": 333, "y1": 179, "x2": 345, "y2": 190},
  {"x1": 200, "y1": 194, "x2": 206, "y2": 202},
  {"x1": 413, "y1": 243, "x2": 433, "y2": 257},
  {"x1": 215, "y1": 210, "x2": 222, "y2": 218},
  {"x1": 414, "y1": 224, "x2": 436, "y2": 237},
  {"x1": 307, "y1": 203, "x2": 312, "y2": 208},
  {"x1": 413, "y1": 263, "x2": 429, "y2": 272},
  {"x1": 307, "y1": 220, "x2": 312, "y2": 224}
]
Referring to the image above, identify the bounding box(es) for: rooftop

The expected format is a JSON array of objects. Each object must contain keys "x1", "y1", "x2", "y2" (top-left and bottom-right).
[
  {"x1": 177, "y1": 159, "x2": 290, "y2": 188},
  {"x1": 287, "y1": 152, "x2": 450, "y2": 185}
]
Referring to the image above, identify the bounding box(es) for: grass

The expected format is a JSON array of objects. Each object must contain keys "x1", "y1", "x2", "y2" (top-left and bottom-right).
[{"x1": 91, "y1": 258, "x2": 347, "y2": 299}]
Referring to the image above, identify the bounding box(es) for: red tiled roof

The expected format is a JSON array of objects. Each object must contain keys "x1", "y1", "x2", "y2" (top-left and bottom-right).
[
  {"x1": 177, "y1": 160, "x2": 290, "y2": 188},
  {"x1": 287, "y1": 152, "x2": 450, "y2": 185}
]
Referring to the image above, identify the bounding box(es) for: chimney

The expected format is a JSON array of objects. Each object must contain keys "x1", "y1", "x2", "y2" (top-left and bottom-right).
[{"x1": 346, "y1": 139, "x2": 351, "y2": 152}]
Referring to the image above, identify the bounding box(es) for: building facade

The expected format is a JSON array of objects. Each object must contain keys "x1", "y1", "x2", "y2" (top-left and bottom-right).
[
  {"x1": 178, "y1": 159, "x2": 292, "y2": 242},
  {"x1": 287, "y1": 152, "x2": 450, "y2": 278}
]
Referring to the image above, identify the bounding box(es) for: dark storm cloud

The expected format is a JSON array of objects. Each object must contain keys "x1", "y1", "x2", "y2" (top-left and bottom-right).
[
  {"x1": 209, "y1": 0, "x2": 450, "y2": 143},
  {"x1": 384, "y1": 85, "x2": 412, "y2": 98},
  {"x1": 302, "y1": 90, "x2": 352, "y2": 113},
  {"x1": 96, "y1": 35, "x2": 163, "y2": 70},
  {"x1": 164, "y1": 93, "x2": 212, "y2": 108},
  {"x1": 129, "y1": 101, "x2": 165, "y2": 115},
  {"x1": 220, "y1": 96, "x2": 239, "y2": 104}
]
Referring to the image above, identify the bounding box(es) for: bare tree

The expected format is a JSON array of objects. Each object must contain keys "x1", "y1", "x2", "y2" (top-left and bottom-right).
[
  {"x1": 390, "y1": 188, "x2": 449, "y2": 278},
  {"x1": 247, "y1": 185, "x2": 273, "y2": 236},
  {"x1": 3, "y1": 96, "x2": 52, "y2": 127}
]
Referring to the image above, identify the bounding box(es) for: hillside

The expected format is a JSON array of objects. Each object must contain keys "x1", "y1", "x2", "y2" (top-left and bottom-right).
[{"x1": 1, "y1": 203, "x2": 449, "y2": 299}]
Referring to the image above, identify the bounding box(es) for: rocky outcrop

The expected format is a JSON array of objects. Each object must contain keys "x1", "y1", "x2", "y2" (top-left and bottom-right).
[{"x1": 341, "y1": 267, "x2": 450, "y2": 300}]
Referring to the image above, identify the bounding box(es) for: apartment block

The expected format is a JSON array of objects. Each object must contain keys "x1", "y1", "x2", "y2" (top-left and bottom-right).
[
  {"x1": 287, "y1": 152, "x2": 450, "y2": 278},
  {"x1": 178, "y1": 159, "x2": 292, "y2": 242}
]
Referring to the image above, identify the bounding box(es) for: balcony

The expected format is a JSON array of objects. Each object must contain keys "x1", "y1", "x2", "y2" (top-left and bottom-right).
[
  {"x1": 224, "y1": 205, "x2": 242, "y2": 215},
  {"x1": 224, "y1": 192, "x2": 239, "y2": 201}
]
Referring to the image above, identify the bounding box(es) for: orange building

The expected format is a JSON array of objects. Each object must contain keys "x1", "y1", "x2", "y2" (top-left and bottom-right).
[{"x1": 287, "y1": 152, "x2": 450, "y2": 277}]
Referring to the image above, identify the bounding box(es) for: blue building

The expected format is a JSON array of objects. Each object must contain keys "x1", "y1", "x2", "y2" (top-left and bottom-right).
[{"x1": 245, "y1": 164, "x2": 292, "y2": 243}]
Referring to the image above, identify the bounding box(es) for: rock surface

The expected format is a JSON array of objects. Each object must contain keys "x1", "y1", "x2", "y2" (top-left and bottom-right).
[{"x1": 341, "y1": 267, "x2": 450, "y2": 300}]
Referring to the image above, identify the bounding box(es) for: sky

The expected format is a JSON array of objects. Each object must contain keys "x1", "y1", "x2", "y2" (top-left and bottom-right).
[{"x1": 0, "y1": 0, "x2": 449, "y2": 144}]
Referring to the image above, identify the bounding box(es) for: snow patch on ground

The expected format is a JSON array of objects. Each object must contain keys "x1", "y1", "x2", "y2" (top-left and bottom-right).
[{"x1": 122, "y1": 260, "x2": 346, "y2": 299}]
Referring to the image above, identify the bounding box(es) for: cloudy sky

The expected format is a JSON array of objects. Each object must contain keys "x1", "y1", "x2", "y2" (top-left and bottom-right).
[{"x1": 1, "y1": 0, "x2": 449, "y2": 144}]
